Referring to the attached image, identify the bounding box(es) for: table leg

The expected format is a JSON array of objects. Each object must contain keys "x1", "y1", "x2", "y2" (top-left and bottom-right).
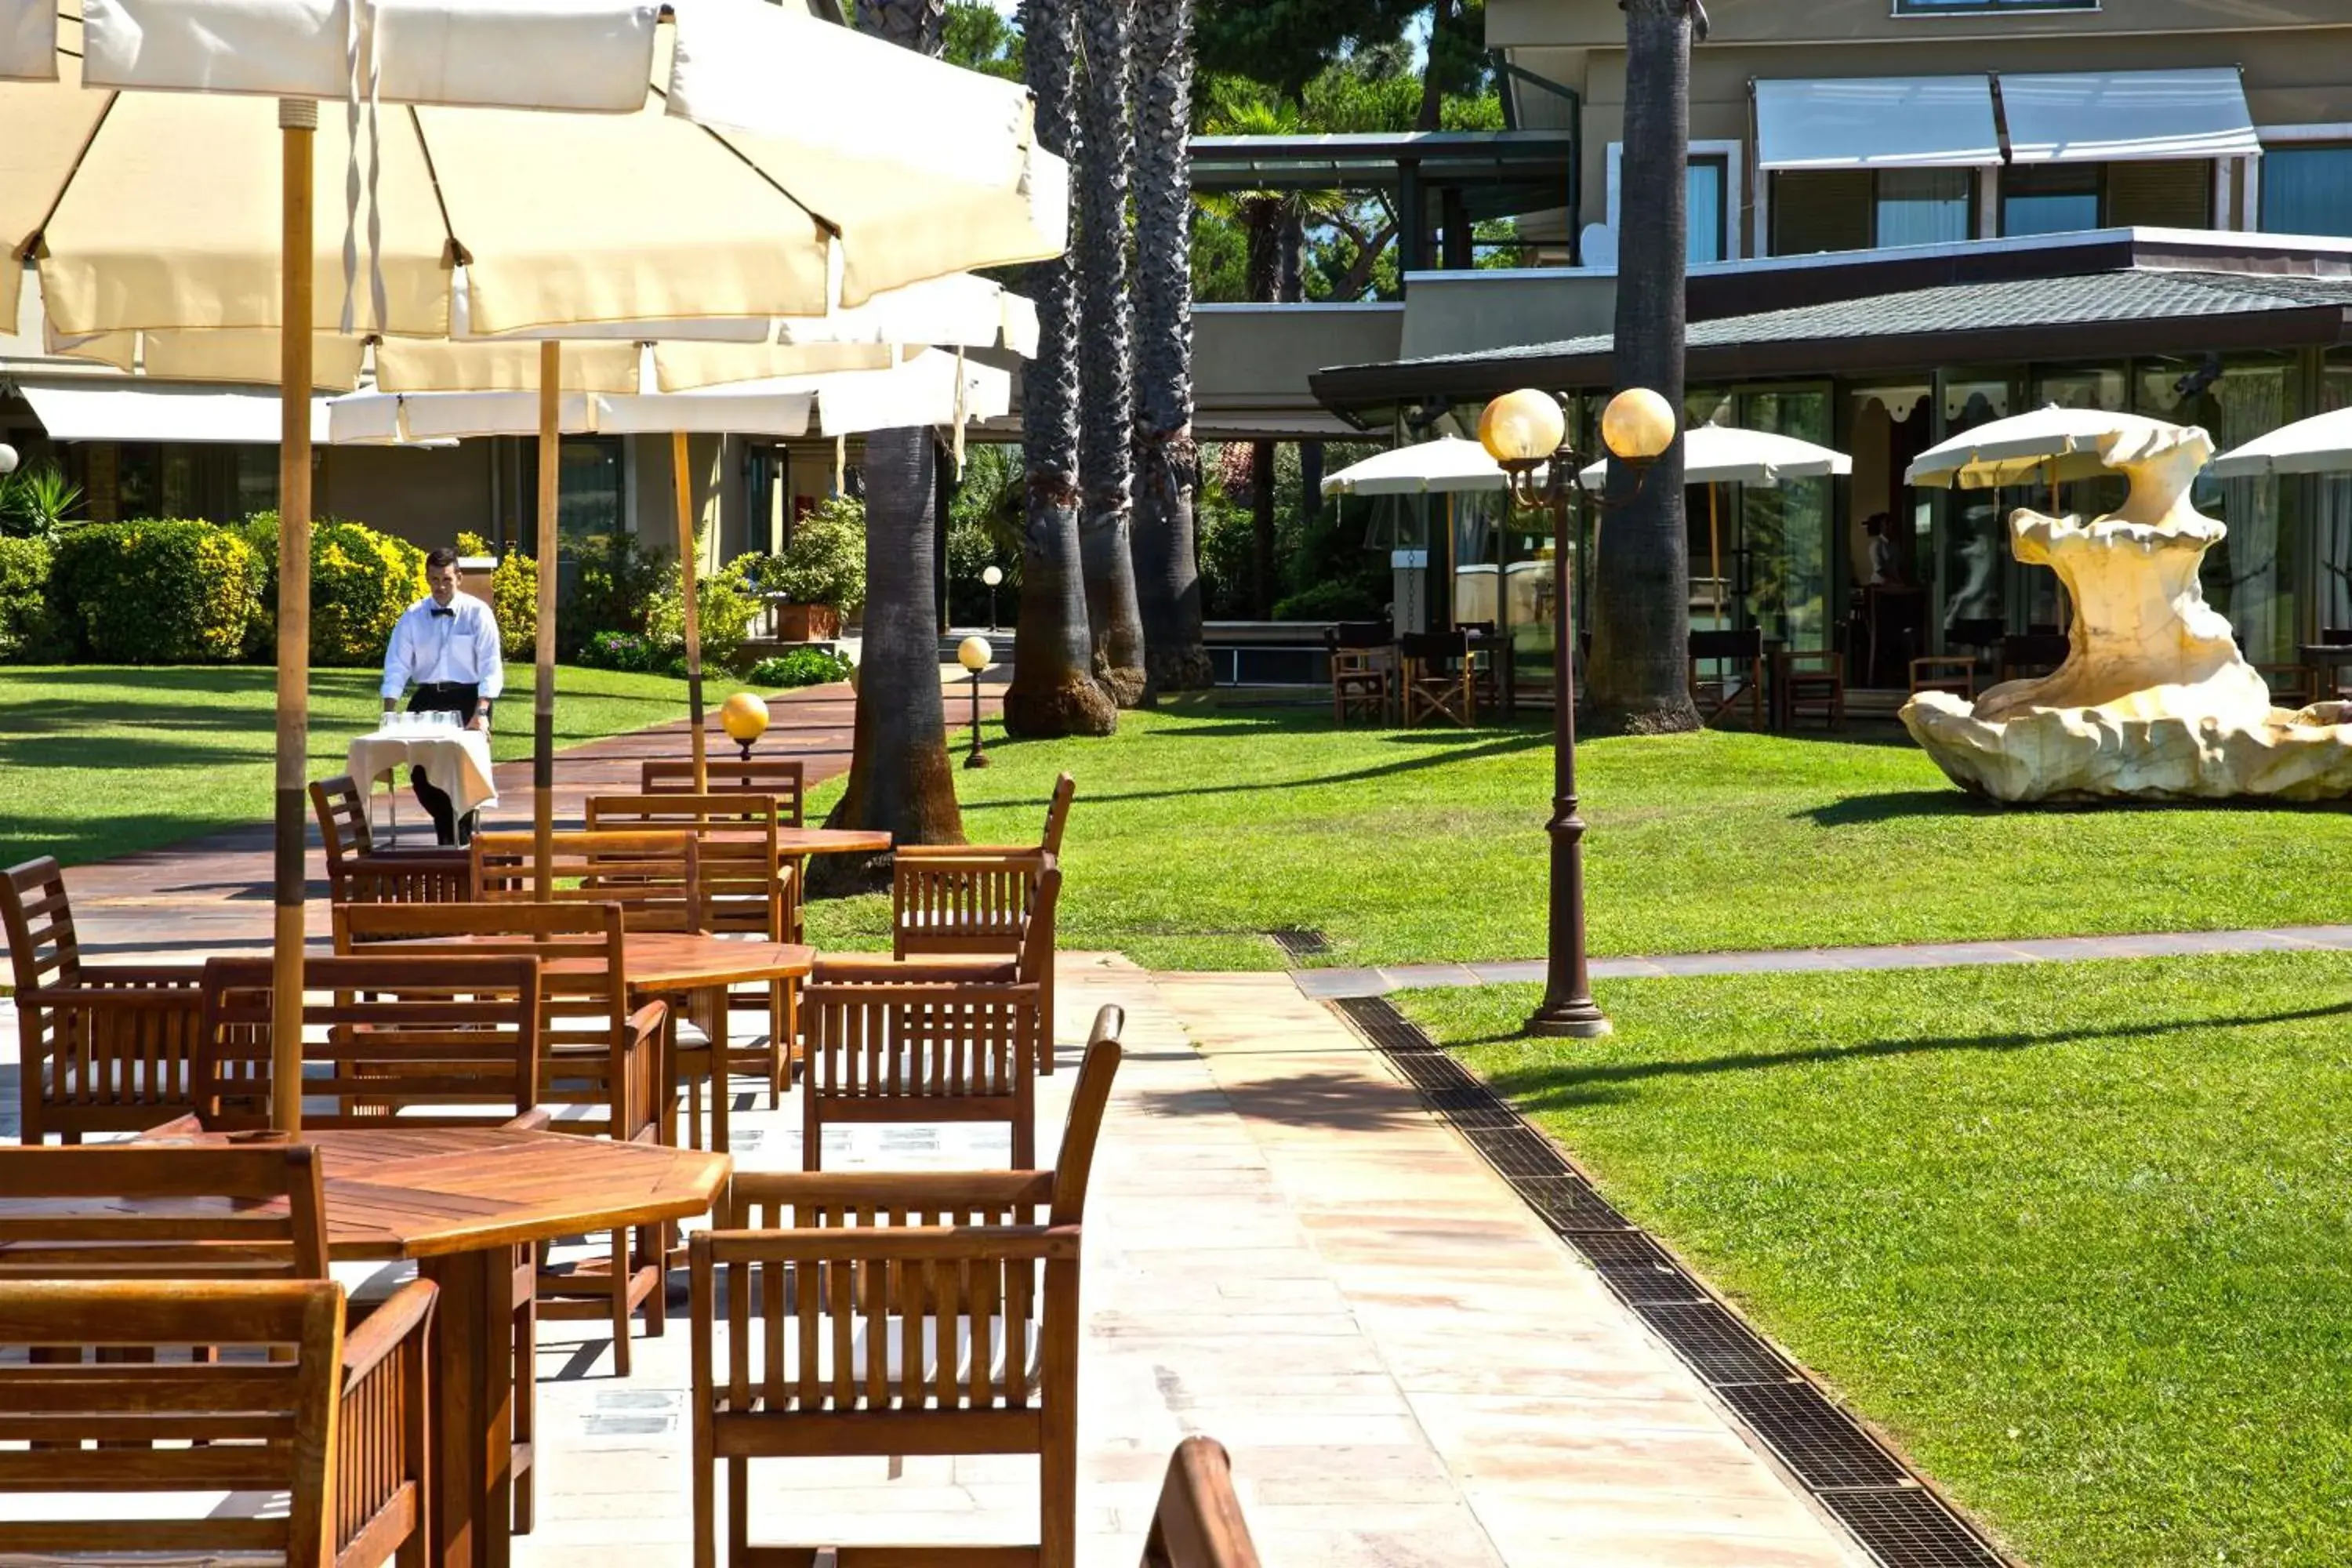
[
  {"x1": 696, "y1": 985, "x2": 731, "y2": 1155},
  {"x1": 422, "y1": 1248, "x2": 514, "y2": 1568}
]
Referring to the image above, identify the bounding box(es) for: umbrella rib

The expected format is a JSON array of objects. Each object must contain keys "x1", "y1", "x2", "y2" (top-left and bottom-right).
[
  {"x1": 647, "y1": 82, "x2": 842, "y2": 241},
  {"x1": 16, "y1": 87, "x2": 114, "y2": 263},
  {"x1": 405, "y1": 105, "x2": 472, "y2": 267}
]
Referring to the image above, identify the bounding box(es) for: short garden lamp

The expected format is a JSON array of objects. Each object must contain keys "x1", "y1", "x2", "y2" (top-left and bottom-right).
[
  {"x1": 981, "y1": 564, "x2": 1004, "y2": 632},
  {"x1": 720, "y1": 691, "x2": 770, "y2": 763},
  {"x1": 0, "y1": 443, "x2": 16, "y2": 476},
  {"x1": 957, "y1": 634, "x2": 993, "y2": 769},
  {"x1": 1479, "y1": 385, "x2": 1677, "y2": 1042}
]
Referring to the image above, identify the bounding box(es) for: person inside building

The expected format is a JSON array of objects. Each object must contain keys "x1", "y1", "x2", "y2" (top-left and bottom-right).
[{"x1": 380, "y1": 546, "x2": 503, "y2": 844}]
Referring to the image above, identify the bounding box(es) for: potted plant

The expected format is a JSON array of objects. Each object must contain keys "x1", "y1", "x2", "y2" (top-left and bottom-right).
[{"x1": 765, "y1": 495, "x2": 866, "y2": 642}]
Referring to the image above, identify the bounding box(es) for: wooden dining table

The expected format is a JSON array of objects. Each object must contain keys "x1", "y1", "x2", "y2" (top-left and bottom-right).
[{"x1": 100, "y1": 1126, "x2": 732, "y2": 1568}]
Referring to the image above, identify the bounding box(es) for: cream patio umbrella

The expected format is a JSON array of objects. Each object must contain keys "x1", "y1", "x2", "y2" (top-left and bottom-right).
[
  {"x1": 2210, "y1": 408, "x2": 2352, "y2": 478},
  {"x1": 1, "y1": 0, "x2": 1065, "y2": 1130},
  {"x1": 1579, "y1": 424, "x2": 1852, "y2": 625},
  {"x1": 1906, "y1": 406, "x2": 2183, "y2": 492}
]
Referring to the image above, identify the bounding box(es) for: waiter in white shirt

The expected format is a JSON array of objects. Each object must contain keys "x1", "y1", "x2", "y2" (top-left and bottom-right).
[{"x1": 381, "y1": 546, "x2": 504, "y2": 844}]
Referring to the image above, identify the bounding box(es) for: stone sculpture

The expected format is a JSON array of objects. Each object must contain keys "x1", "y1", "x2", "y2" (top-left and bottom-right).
[{"x1": 1903, "y1": 420, "x2": 2352, "y2": 802}]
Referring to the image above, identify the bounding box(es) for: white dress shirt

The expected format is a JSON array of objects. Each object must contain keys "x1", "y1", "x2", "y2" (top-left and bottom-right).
[{"x1": 381, "y1": 590, "x2": 505, "y2": 700}]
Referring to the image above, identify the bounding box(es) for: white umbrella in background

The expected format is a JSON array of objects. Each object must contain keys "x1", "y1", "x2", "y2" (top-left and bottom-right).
[
  {"x1": 0, "y1": 0, "x2": 1067, "y2": 1129},
  {"x1": 1321, "y1": 436, "x2": 1516, "y2": 495},
  {"x1": 1580, "y1": 425, "x2": 1852, "y2": 624},
  {"x1": 1905, "y1": 406, "x2": 2187, "y2": 491},
  {"x1": 2210, "y1": 408, "x2": 2352, "y2": 477}
]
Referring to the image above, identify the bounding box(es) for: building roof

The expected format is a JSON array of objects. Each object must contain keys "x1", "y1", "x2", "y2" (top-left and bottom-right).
[{"x1": 1311, "y1": 267, "x2": 2352, "y2": 417}]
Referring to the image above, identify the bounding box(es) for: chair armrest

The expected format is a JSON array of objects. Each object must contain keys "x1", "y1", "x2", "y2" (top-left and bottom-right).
[
  {"x1": 503, "y1": 1109, "x2": 556, "y2": 1132},
  {"x1": 34, "y1": 964, "x2": 208, "y2": 997},
  {"x1": 627, "y1": 999, "x2": 670, "y2": 1047},
  {"x1": 342, "y1": 1278, "x2": 437, "y2": 1384},
  {"x1": 701, "y1": 1222, "x2": 1081, "y2": 1266},
  {"x1": 729, "y1": 1168, "x2": 1056, "y2": 1212},
  {"x1": 811, "y1": 953, "x2": 1022, "y2": 985},
  {"x1": 897, "y1": 844, "x2": 1041, "y2": 858}
]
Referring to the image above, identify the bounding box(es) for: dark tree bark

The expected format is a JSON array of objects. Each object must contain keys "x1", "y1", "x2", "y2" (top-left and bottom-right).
[
  {"x1": 1008, "y1": 0, "x2": 1119, "y2": 738},
  {"x1": 1298, "y1": 441, "x2": 1324, "y2": 525},
  {"x1": 1130, "y1": 0, "x2": 1211, "y2": 695},
  {"x1": 822, "y1": 0, "x2": 967, "y2": 877},
  {"x1": 1588, "y1": 0, "x2": 1700, "y2": 735},
  {"x1": 1076, "y1": 0, "x2": 1145, "y2": 706}
]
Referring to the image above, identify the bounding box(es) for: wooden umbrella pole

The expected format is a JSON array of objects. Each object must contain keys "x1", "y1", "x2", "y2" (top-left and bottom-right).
[
  {"x1": 270, "y1": 100, "x2": 316, "y2": 1135},
  {"x1": 674, "y1": 430, "x2": 707, "y2": 790},
  {"x1": 534, "y1": 341, "x2": 560, "y2": 901}
]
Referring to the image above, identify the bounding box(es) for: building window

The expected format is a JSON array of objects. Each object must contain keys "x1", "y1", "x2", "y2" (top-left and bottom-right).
[
  {"x1": 1893, "y1": 0, "x2": 2095, "y2": 13},
  {"x1": 2000, "y1": 165, "x2": 2100, "y2": 236},
  {"x1": 1769, "y1": 169, "x2": 1976, "y2": 256},
  {"x1": 2262, "y1": 145, "x2": 2352, "y2": 238},
  {"x1": 1999, "y1": 161, "x2": 2211, "y2": 237},
  {"x1": 1875, "y1": 169, "x2": 1974, "y2": 247},
  {"x1": 1689, "y1": 156, "x2": 1730, "y2": 264}
]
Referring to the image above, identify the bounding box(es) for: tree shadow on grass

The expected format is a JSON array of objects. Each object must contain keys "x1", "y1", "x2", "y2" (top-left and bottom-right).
[
  {"x1": 1128, "y1": 1067, "x2": 1441, "y2": 1134},
  {"x1": 1461, "y1": 998, "x2": 2352, "y2": 1112},
  {"x1": 1069, "y1": 731, "x2": 1550, "y2": 808}
]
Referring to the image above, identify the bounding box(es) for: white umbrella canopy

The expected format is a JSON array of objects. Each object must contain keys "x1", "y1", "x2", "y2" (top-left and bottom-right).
[
  {"x1": 2210, "y1": 408, "x2": 2352, "y2": 478},
  {"x1": 1576, "y1": 425, "x2": 1851, "y2": 491},
  {"x1": 1905, "y1": 405, "x2": 2191, "y2": 489},
  {"x1": 1321, "y1": 437, "x2": 1517, "y2": 495}
]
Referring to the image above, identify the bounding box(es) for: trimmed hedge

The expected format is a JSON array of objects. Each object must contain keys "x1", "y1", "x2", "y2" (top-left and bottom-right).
[
  {"x1": 310, "y1": 521, "x2": 425, "y2": 664},
  {"x1": 458, "y1": 532, "x2": 538, "y2": 660},
  {"x1": 54, "y1": 521, "x2": 260, "y2": 663},
  {"x1": 0, "y1": 537, "x2": 65, "y2": 662}
]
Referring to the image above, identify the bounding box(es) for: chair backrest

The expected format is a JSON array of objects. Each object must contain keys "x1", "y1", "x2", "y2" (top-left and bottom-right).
[
  {"x1": 1396, "y1": 630, "x2": 1467, "y2": 665},
  {"x1": 2324, "y1": 626, "x2": 2352, "y2": 648},
  {"x1": 641, "y1": 757, "x2": 806, "y2": 826},
  {"x1": 332, "y1": 901, "x2": 650, "y2": 1138},
  {"x1": 1326, "y1": 621, "x2": 1392, "y2": 654},
  {"x1": 0, "y1": 1278, "x2": 347, "y2": 1568},
  {"x1": 197, "y1": 953, "x2": 542, "y2": 1131},
  {"x1": 584, "y1": 793, "x2": 783, "y2": 938},
  {"x1": 472, "y1": 828, "x2": 706, "y2": 932},
  {"x1": 0, "y1": 1143, "x2": 330, "y2": 1282},
  {"x1": 1946, "y1": 617, "x2": 2004, "y2": 652},
  {"x1": 1140, "y1": 1436, "x2": 1263, "y2": 1568},
  {"x1": 804, "y1": 978, "x2": 1036, "y2": 1105},
  {"x1": 310, "y1": 774, "x2": 375, "y2": 868},
  {"x1": 891, "y1": 850, "x2": 1048, "y2": 960},
  {"x1": 1019, "y1": 862, "x2": 1063, "y2": 987},
  {"x1": 2, "y1": 855, "x2": 78, "y2": 994},
  {"x1": 2002, "y1": 631, "x2": 2071, "y2": 672},
  {"x1": 1689, "y1": 627, "x2": 1762, "y2": 662},
  {"x1": 1039, "y1": 771, "x2": 1076, "y2": 858}
]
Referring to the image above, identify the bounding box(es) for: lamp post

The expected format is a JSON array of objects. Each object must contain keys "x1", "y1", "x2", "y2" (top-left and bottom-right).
[
  {"x1": 982, "y1": 564, "x2": 1003, "y2": 632},
  {"x1": 720, "y1": 691, "x2": 770, "y2": 763},
  {"x1": 957, "y1": 634, "x2": 992, "y2": 768},
  {"x1": 1478, "y1": 385, "x2": 1676, "y2": 1040}
]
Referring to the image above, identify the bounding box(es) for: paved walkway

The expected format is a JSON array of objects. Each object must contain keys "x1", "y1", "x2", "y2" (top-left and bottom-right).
[{"x1": 1290, "y1": 922, "x2": 2352, "y2": 1000}]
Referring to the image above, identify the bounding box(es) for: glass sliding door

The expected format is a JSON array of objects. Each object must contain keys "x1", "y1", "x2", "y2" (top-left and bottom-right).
[
  {"x1": 1736, "y1": 387, "x2": 1834, "y2": 652},
  {"x1": 1935, "y1": 373, "x2": 2016, "y2": 643},
  {"x1": 2318, "y1": 353, "x2": 2352, "y2": 637}
]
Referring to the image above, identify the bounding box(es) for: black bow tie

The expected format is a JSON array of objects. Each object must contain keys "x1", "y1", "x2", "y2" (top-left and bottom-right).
[{"x1": 430, "y1": 605, "x2": 455, "y2": 619}]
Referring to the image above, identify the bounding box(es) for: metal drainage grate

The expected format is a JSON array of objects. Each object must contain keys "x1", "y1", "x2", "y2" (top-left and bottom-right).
[
  {"x1": 1326, "y1": 993, "x2": 2017, "y2": 1568},
  {"x1": 1715, "y1": 1381, "x2": 1913, "y2": 1491},
  {"x1": 1820, "y1": 1489, "x2": 2009, "y2": 1568},
  {"x1": 1267, "y1": 926, "x2": 1333, "y2": 962}
]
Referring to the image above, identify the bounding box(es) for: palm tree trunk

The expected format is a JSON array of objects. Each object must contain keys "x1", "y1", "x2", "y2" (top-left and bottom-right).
[
  {"x1": 1008, "y1": 0, "x2": 1117, "y2": 738},
  {"x1": 1076, "y1": 0, "x2": 1145, "y2": 707},
  {"x1": 822, "y1": 0, "x2": 967, "y2": 869},
  {"x1": 1128, "y1": 0, "x2": 1210, "y2": 697},
  {"x1": 1588, "y1": 0, "x2": 1700, "y2": 735}
]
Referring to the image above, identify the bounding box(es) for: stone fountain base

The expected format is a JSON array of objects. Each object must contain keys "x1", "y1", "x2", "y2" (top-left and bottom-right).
[{"x1": 1902, "y1": 692, "x2": 2352, "y2": 803}]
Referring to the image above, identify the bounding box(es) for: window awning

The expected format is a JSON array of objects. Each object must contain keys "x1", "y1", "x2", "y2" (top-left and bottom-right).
[
  {"x1": 1999, "y1": 69, "x2": 2257, "y2": 165},
  {"x1": 19, "y1": 379, "x2": 328, "y2": 445},
  {"x1": 1755, "y1": 76, "x2": 2001, "y2": 171}
]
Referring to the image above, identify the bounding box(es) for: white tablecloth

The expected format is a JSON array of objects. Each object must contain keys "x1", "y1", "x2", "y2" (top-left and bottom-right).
[{"x1": 346, "y1": 729, "x2": 500, "y2": 819}]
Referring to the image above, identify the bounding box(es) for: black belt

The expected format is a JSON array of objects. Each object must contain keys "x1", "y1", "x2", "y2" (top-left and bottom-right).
[{"x1": 416, "y1": 681, "x2": 475, "y2": 693}]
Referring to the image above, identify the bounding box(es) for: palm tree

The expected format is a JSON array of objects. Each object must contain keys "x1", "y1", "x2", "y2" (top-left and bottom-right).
[
  {"x1": 1129, "y1": 0, "x2": 1213, "y2": 695},
  {"x1": 1076, "y1": 0, "x2": 1145, "y2": 706},
  {"x1": 1588, "y1": 0, "x2": 1701, "y2": 735},
  {"x1": 822, "y1": 0, "x2": 967, "y2": 867},
  {"x1": 1007, "y1": 0, "x2": 1118, "y2": 737}
]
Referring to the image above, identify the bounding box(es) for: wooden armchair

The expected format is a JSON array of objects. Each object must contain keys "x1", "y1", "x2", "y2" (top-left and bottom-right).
[
  {"x1": 688, "y1": 1011, "x2": 1123, "y2": 1568},
  {"x1": 332, "y1": 902, "x2": 670, "y2": 1374},
  {"x1": 1782, "y1": 649, "x2": 1846, "y2": 730},
  {"x1": 3, "y1": 855, "x2": 203, "y2": 1143},
  {"x1": 474, "y1": 826, "x2": 706, "y2": 926},
  {"x1": 897, "y1": 771, "x2": 1075, "y2": 862},
  {"x1": 801, "y1": 975, "x2": 1039, "y2": 1171},
  {"x1": 1688, "y1": 628, "x2": 1764, "y2": 728},
  {"x1": 0, "y1": 1276, "x2": 435, "y2": 1568},
  {"x1": 1325, "y1": 621, "x2": 1395, "y2": 726},
  {"x1": 1398, "y1": 630, "x2": 1475, "y2": 728},
  {"x1": 1142, "y1": 1437, "x2": 1264, "y2": 1568},
  {"x1": 310, "y1": 774, "x2": 471, "y2": 904},
  {"x1": 643, "y1": 757, "x2": 808, "y2": 826},
  {"x1": 1907, "y1": 655, "x2": 1979, "y2": 701},
  {"x1": 587, "y1": 791, "x2": 800, "y2": 1102}
]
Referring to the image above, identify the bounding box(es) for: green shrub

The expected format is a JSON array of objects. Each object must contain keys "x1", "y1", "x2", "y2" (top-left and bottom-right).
[
  {"x1": 579, "y1": 630, "x2": 662, "y2": 673},
  {"x1": 644, "y1": 538, "x2": 760, "y2": 674},
  {"x1": 748, "y1": 646, "x2": 853, "y2": 689},
  {"x1": 0, "y1": 461, "x2": 84, "y2": 542},
  {"x1": 1272, "y1": 576, "x2": 1386, "y2": 623},
  {"x1": 0, "y1": 537, "x2": 65, "y2": 662},
  {"x1": 459, "y1": 532, "x2": 539, "y2": 660},
  {"x1": 55, "y1": 520, "x2": 259, "y2": 662},
  {"x1": 562, "y1": 532, "x2": 666, "y2": 658},
  {"x1": 310, "y1": 521, "x2": 425, "y2": 665},
  {"x1": 769, "y1": 496, "x2": 866, "y2": 617}
]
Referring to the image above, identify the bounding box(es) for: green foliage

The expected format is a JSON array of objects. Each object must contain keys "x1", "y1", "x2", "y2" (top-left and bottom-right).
[
  {"x1": 578, "y1": 630, "x2": 664, "y2": 674},
  {"x1": 458, "y1": 532, "x2": 538, "y2": 661},
  {"x1": 1194, "y1": 0, "x2": 1424, "y2": 101},
  {"x1": 1271, "y1": 575, "x2": 1385, "y2": 622},
  {"x1": 945, "y1": 445, "x2": 1022, "y2": 625},
  {"x1": 749, "y1": 646, "x2": 855, "y2": 689},
  {"x1": 645, "y1": 539, "x2": 760, "y2": 674},
  {"x1": 942, "y1": 0, "x2": 1021, "y2": 81},
  {"x1": 768, "y1": 497, "x2": 867, "y2": 617},
  {"x1": 0, "y1": 460, "x2": 84, "y2": 541},
  {"x1": 0, "y1": 536, "x2": 65, "y2": 662},
  {"x1": 1194, "y1": 441, "x2": 1386, "y2": 619},
  {"x1": 54, "y1": 520, "x2": 260, "y2": 663},
  {"x1": 561, "y1": 532, "x2": 666, "y2": 659},
  {"x1": 308, "y1": 521, "x2": 425, "y2": 666}
]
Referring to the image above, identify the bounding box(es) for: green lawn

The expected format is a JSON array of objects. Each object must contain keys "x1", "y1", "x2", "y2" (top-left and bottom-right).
[
  {"x1": 807, "y1": 694, "x2": 2352, "y2": 971},
  {"x1": 0, "y1": 664, "x2": 699, "y2": 866},
  {"x1": 1399, "y1": 959, "x2": 2352, "y2": 1568}
]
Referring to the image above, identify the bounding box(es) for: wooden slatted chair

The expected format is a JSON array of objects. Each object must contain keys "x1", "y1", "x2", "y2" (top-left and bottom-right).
[
  {"x1": 473, "y1": 828, "x2": 707, "y2": 933},
  {"x1": 898, "y1": 771, "x2": 1075, "y2": 862},
  {"x1": 0, "y1": 1143, "x2": 329, "y2": 1284},
  {"x1": 1688, "y1": 628, "x2": 1765, "y2": 728},
  {"x1": 1142, "y1": 1437, "x2": 1264, "y2": 1568},
  {"x1": 642, "y1": 757, "x2": 807, "y2": 826},
  {"x1": 1783, "y1": 648, "x2": 1847, "y2": 730},
  {"x1": 885, "y1": 850, "x2": 1053, "y2": 1076},
  {"x1": 0, "y1": 1277, "x2": 434, "y2": 1568},
  {"x1": 688, "y1": 1010, "x2": 1123, "y2": 1568},
  {"x1": 310, "y1": 774, "x2": 471, "y2": 905},
  {"x1": 2, "y1": 856, "x2": 203, "y2": 1143},
  {"x1": 586, "y1": 792, "x2": 800, "y2": 1103},
  {"x1": 332, "y1": 902, "x2": 670, "y2": 1375},
  {"x1": 800, "y1": 976, "x2": 1038, "y2": 1172}
]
